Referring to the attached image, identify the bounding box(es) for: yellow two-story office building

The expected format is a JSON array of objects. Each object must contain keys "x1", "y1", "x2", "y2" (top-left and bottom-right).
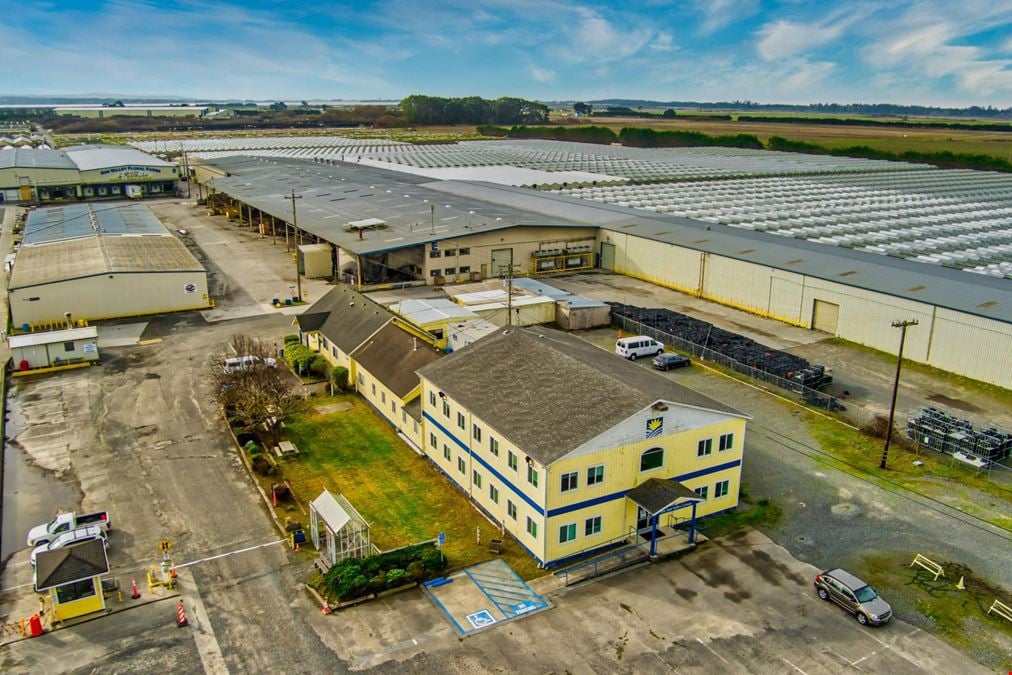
[{"x1": 418, "y1": 327, "x2": 749, "y2": 567}]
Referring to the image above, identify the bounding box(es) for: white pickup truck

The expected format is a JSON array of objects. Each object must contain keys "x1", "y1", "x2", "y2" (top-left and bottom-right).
[
  {"x1": 26, "y1": 510, "x2": 111, "y2": 547},
  {"x1": 30, "y1": 525, "x2": 108, "y2": 566}
]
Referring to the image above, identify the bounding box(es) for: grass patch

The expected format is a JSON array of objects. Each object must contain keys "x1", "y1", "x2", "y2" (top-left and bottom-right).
[
  {"x1": 267, "y1": 394, "x2": 542, "y2": 580},
  {"x1": 698, "y1": 488, "x2": 783, "y2": 539},
  {"x1": 802, "y1": 413, "x2": 1012, "y2": 530},
  {"x1": 858, "y1": 553, "x2": 1012, "y2": 670}
]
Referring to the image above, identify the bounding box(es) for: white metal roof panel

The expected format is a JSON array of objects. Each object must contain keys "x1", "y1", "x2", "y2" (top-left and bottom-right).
[{"x1": 9, "y1": 326, "x2": 98, "y2": 348}]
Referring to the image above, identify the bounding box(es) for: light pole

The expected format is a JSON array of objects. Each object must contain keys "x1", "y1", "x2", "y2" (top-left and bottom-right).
[
  {"x1": 289, "y1": 189, "x2": 303, "y2": 302},
  {"x1": 881, "y1": 319, "x2": 919, "y2": 469}
]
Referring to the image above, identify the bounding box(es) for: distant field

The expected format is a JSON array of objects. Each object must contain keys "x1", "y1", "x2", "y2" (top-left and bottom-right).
[
  {"x1": 566, "y1": 116, "x2": 1012, "y2": 160},
  {"x1": 58, "y1": 116, "x2": 1012, "y2": 162}
]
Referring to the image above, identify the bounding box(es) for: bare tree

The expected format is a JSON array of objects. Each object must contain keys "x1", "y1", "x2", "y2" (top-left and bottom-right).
[{"x1": 209, "y1": 335, "x2": 305, "y2": 445}]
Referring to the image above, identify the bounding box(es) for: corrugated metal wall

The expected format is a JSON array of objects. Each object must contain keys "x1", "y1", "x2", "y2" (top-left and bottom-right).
[{"x1": 604, "y1": 233, "x2": 1012, "y2": 389}]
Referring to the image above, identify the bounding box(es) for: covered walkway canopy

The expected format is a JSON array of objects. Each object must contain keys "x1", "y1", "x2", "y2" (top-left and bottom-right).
[{"x1": 626, "y1": 478, "x2": 704, "y2": 556}]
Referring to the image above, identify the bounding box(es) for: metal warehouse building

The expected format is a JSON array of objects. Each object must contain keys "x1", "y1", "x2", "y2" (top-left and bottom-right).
[
  {"x1": 193, "y1": 151, "x2": 1012, "y2": 390},
  {"x1": 0, "y1": 145, "x2": 177, "y2": 203},
  {"x1": 8, "y1": 202, "x2": 210, "y2": 328}
]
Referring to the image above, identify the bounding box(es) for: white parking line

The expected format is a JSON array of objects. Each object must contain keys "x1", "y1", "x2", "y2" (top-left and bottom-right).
[
  {"x1": 695, "y1": 637, "x2": 731, "y2": 666},
  {"x1": 781, "y1": 657, "x2": 809, "y2": 674},
  {"x1": 176, "y1": 567, "x2": 228, "y2": 675}
]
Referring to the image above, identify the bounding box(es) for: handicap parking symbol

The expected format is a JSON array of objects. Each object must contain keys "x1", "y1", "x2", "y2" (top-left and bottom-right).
[{"x1": 466, "y1": 609, "x2": 497, "y2": 629}]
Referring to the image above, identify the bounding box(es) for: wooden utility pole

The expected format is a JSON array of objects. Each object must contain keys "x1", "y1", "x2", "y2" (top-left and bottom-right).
[
  {"x1": 881, "y1": 319, "x2": 919, "y2": 469},
  {"x1": 289, "y1": 190, "x2": 303, "y2": 301}
]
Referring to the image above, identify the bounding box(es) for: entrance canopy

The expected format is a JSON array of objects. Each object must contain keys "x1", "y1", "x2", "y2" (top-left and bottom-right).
[{"x1": 627, "y1": 478, "x2": 703, "y2": 516}]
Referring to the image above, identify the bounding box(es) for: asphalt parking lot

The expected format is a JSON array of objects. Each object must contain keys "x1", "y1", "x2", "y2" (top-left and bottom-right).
[{"x1": 326, "y1": 529, "x2": 984, "y2": 673}]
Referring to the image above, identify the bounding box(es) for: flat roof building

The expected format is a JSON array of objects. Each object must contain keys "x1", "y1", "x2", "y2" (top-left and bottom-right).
[
  {"x1": 194, "y1": 150, "x2": 1012, "y2": 389},
  {"x1": 0, "y1": 145, "x2": 177, "y2": 203}
]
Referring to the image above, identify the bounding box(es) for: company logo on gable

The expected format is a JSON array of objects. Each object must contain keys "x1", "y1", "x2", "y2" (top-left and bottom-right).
[{"x1": 99, "y1": 165, "x2": 163, "y2": 175}]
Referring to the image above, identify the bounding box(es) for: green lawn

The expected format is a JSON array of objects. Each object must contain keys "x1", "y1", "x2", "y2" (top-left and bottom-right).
[
  {"x1": 858, "y1": 553, "x2": 1012, "y2": 671},
  {"x1": 277, "y1": 394, "x2": 543, "y2": 580},
  {"x1": 802, "y1": 414, "x2": 1012, "y2": 531}
]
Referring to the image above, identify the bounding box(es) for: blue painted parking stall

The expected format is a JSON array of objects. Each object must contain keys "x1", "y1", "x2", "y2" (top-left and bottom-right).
[{"x1": 423, "y1": 559, "x2": 550, "y2": 636}]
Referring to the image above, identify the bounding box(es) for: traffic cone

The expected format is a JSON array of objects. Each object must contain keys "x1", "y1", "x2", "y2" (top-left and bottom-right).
[
  {"x1": 956, "y1": 576, "x2": 965, "y2": 590},
  {"x1": 321, "y1": 601, "x2": 331, "y2": 616},
  {"x1": 176, "y1": 601, "x2": 188, "y2": 627},
  {"x1": 131, "y1": 578, "x2": 140, "y2": 599}
]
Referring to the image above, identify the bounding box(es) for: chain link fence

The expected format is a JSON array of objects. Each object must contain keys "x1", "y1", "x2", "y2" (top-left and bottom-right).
[{"x1": 612, "y1": 314, "x2": 845, "y2": 412}]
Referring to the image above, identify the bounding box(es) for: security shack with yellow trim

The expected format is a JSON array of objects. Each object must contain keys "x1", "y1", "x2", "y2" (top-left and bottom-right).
[{"x1": 33, "y1": 538, "x2": 110, "y2": 622}]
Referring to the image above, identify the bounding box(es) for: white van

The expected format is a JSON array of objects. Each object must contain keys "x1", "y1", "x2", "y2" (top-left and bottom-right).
[
  {"x1": 223, "y1": 355, "x2": 277, "y2": 374},
  {"x1": 615, "y1": 336, "x2": 664, "y2": 360}
]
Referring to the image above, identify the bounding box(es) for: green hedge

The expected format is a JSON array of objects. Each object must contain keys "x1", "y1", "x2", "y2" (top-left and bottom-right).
[
  {"x1": 619, "y1": 127, "x2": 764, "y2": 149},
  {"x1": 323, "y1": 543, "x2": 447, "y2": 601},
  {"x1": 284, "y1": 342, "x2": 316, "y2": 374},
  {"x1": 283, "y1": 334, "x2": 301, "y2": 345}
]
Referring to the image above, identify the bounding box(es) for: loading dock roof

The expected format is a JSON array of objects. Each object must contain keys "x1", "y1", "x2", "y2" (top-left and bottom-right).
[{"x1": 202, "y1": 156, "x2": 583, "y2": 255}]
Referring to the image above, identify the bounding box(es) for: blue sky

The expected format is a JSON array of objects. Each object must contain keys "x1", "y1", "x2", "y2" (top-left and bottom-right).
[{"x1": 4, "y1": 0, "x2": 1011, "y2": 106}]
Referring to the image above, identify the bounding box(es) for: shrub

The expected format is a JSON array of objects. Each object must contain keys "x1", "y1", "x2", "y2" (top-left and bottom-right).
[
  {"x1": 331, "y1": 366, "x2": 349, "y2": 391},
  {"x1": 251, "y1": 456, "x2": 274, "y2": 475},
  {"x1": 310, "y1": 355, "x2": 331, "y2": 378},
  {"x1": 407, "y1": 561, "x2": 426, "y2": 582},
  {"x1": 284, "y1": 343, "x2": 316, "y2": 374},
  {"x1": 386, "y1": 568, "x2": 410, "y2": 587},
  {"x1": 283, "y1": 334, "x2": 301, "y2": 345},
  {"x1": 322, "y1": 543, "x2": 446, "y2": 601}
]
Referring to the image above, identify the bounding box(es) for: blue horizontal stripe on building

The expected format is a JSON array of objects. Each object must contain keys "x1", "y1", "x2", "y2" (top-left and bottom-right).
[
  {"x1": 546, "y1": 459, "x2": 742, "y2": 518},
  {"x1": 423, "y1": 412, "x2": 545, "y2": 516}
]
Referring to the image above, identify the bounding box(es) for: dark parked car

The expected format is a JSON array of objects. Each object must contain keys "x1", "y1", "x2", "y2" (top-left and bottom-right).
[
  {"x1": 814, "y1": 569, "x2": 892, "y2": 626},
  {"x1": 651, "y1": 353, "x2": 690, "y2": 371}
]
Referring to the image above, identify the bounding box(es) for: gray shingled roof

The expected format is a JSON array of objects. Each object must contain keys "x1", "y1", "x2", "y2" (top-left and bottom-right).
[
  {"x1": 351, "y1": 322, "x2": 443, "y2": 398},
  {"x1": 296, "y1": 285, "x2": 391, "y2": 355},
  {"x1": 34, "y1": 539, "x2": 109, "y2": 591},
  {"x1": 418, "y1": 327, "x2": 743, "y2": 465}
]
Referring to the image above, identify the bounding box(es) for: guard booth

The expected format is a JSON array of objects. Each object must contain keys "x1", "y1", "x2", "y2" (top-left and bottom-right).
[
  {"x1": 309, "y1": 490, "x2": 372, "y2": 566},
  {"x1": 34, "y1": 539, "x2": 110, "y2": 622},
  {"x1": 625, "y1": 478, "x2": 704, "y2": 557}
]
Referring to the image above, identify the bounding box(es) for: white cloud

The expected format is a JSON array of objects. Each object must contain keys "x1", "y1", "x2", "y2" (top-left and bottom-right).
[
  {"x1": 650, "y1": 32, "x2": 676, "y2": 52},
  {"x1": 530, "y1": 66, "x2": 557, "y2": 83},
  {"x1": 649, "y1": 55, "x2": 839, "y2": 103},
  {"x1": 756, "y1": 19, "x2": 847, "y2": 61},
  {"x1": 694, "y1": 0, "x2": 760, "y2": 35},
  {"x1": 864, "y1": 4, "x2": 1012, "y2": 99}
]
